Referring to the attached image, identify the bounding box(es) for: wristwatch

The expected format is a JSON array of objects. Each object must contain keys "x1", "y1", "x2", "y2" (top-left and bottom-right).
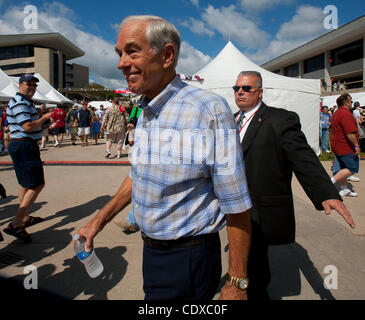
[{"x1": 226, "y1": 273, "x2": 249, "y2": 290}]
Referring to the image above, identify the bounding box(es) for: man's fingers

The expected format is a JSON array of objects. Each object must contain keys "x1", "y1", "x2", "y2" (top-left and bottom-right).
[{"x1": 322, "y1": 200, "x2": 356, "y2": 229}]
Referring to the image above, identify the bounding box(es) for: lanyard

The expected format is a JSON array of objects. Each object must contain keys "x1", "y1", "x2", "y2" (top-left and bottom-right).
[{"x1": 235, "y1": 110, "x2": 259, "y2": 134}]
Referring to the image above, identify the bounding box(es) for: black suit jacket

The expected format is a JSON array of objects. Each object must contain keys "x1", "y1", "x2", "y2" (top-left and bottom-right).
[{"x1": 235, "y1": 103, "x2": 341, "y2": 245}]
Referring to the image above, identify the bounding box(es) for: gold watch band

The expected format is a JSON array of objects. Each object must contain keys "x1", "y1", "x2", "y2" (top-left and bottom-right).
[{"x1": 226, "y1": 273, "x2": 249, "y2": 290}]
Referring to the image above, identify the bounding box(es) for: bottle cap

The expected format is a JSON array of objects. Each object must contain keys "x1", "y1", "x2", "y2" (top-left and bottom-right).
[{"x1": 73, "y1": 234, "x2": 80, "y2": 241}]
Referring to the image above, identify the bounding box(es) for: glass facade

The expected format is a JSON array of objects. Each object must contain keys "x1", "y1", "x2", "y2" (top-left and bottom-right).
[
  {"x1": 53, "y1": 52, "x2": 59, "y2": 89},
  {"x1": 304, "y1": 53, "x2": 325, "y2": 74},
  {"x1": 0, "y1": 46, "x2": 34, "y2": 60},
  {"x1": 284, "y1": 63, "x2": 299, "y2": 77},
  {"x1": 330, "y1": 39, "x2": 363, "y2": 66},
  {"x1": 0, "y1": 62, "x2": 34, "y2": 71}
]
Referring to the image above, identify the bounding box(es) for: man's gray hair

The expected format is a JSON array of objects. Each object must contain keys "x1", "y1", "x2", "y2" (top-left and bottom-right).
[
  {"x1": 237, "y1": 71, "x2": 263, "y2": 88},
  {"x1": 121, "y1": 15, "x2": 181, "y2": 67}
]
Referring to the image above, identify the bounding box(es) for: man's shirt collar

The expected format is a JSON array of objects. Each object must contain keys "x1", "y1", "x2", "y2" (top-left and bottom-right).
[
  {"x1": 239, "y1": 100, "x2": 262, "y2": 118},
  {"x1": 140, "y1": 75, "x2": 185, "y2": 117}
]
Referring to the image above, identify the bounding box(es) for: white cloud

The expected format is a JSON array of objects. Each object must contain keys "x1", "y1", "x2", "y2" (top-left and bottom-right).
[
  {"x1": 181, "y1": 18, "x2": 214, "y2": 37},
  {"x1": 0, "y1": 2, "x2": 213, "y2": 88},
  {"x1": 202, "y1": 5, "x2": 269, "y2": 49},
  {"x1": 240, "y1": 0, "x2": 293, "y2": 14},
  {"x1": 0, "y1": 3, "x2": 124, "y2": 88},
  {"x1": 190, "y1": 0, "x2": 199, "y2": 8},
  {"x1": 176, "y1": 41, "x2": 212, "y2": 75},
  {"x1": 247, "y1": 5, "x2": 328, "y2": 64}
]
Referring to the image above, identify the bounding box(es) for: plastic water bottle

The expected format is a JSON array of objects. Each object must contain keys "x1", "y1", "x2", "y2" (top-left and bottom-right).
[{"x1": 73, "y1": 234, "x2": 104, "y2": 278}]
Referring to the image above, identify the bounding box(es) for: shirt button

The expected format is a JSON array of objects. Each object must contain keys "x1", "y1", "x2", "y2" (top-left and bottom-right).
[
  {"x1": 138, "y1": 177, "x2": 142, "y2": 181},
  {"x1": 135, "y1": 204, "x2": 139, "y2": 209}
]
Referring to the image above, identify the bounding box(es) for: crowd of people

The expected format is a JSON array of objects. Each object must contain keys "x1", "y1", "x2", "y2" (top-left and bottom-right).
[
  {"x1": 0, "y1": 15, "x2": 361, "y2": 301},
  {"x1": 320, "y1": 98, "x2": 364, "y2": 197}
]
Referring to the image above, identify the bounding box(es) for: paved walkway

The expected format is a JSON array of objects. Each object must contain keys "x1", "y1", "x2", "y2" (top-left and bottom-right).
[{"x1": 0, "y1": 136, "x2": 364, "y2": 300}]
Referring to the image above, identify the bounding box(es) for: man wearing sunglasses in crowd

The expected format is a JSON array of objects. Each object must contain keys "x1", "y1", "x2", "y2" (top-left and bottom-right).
[
  {"x1": 232, "y1": 71, "x2": 355, "y2": 299},
  {"x1": 3, "y1": 74, "x2": 52, "y2": 243}
]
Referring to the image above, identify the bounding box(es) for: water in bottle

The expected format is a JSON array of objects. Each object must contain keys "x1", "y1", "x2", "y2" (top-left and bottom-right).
[{"x1": 73, "y1": 234, "x2": 104, "y2": 278}]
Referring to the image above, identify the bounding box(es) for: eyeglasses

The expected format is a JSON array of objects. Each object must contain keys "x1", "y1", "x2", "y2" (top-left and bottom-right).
[{"x1": 233, "y1": 85, "x2": 261, "y2": 93}]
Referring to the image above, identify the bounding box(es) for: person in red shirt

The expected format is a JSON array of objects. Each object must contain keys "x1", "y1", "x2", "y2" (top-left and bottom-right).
[
  {"x1": 330, "y1": 93, "x2": 360, "y2": 197},
  {"x1": 50, "y1": 105, "x2": 67, "y2": 147}
]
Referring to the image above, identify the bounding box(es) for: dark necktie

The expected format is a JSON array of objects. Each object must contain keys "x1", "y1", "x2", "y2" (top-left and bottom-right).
[{"x1": 236, "y1": 113, "x2": 245, "y2": 131}]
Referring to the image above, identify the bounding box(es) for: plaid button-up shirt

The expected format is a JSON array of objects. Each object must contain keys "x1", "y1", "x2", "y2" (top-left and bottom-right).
[{"x1": 129, "y1": 76, "x2": 252, "y2": 240}]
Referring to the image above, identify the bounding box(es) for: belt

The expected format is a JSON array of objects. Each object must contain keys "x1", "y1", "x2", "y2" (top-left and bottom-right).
[
  {"x1": 141, "y1": 232, "x2": 218, "y2": 250},
  {"x1": 10, "y1": 137, "x2": 35, "y2": 141}
]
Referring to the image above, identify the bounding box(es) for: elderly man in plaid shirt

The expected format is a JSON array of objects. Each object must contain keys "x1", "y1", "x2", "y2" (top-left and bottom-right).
[{"x1": 78, "y1": 16, "x2": 252, "y2": 300}]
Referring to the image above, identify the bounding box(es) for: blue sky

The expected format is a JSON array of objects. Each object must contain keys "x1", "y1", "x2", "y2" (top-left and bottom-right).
[{"x1": 0, "y1": 0, "x2": 364, "y2": 88}]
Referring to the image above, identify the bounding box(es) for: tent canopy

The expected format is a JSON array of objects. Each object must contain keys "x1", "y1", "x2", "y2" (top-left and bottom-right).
[
  {"x1": 0, "y1": 68, "x2": 59, "y2": 104},
  {"x1": 184, "y1": 41, "x2": 321, "y2": 154},
  {"x1": 10, "y1": 73, "x2": 74, "y2": 105},
  {"x1": 322, "y1": 92, "x2": 365, "y2": 108}
]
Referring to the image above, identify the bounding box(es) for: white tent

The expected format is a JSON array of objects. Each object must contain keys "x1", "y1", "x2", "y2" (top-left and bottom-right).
[
  {"x1": 184, "y1": 41, "x2": 321, "y2": 154},
  {"x1": 88, "y1": 101, "x2": 112, "y2": 110},
  {"x1": 0, "y1": 68, "x2": 19, "y2": 101},
  {"x1": 0, "y1": 68, "x2": 53, "y2": 103},
  {"x1": 322, "y1": 92, "x2": 365, "y2": 108},
  {"x1": 10, "y1": 73, "x2": 74, "y2": 105}
]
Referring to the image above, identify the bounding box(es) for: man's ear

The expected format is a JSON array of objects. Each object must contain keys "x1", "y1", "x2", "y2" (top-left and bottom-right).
[{"x1": 162, "y1": 43, "x2": 176, "y2": 68}]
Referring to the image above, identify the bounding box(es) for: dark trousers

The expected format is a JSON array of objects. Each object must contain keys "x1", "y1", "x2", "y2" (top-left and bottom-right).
[
  {"x1": 247, "y1": 221, "x2": 271, "y2": 300},
  {"x1": 142, "y1": 233, "x2": 221, "y2": 300}
]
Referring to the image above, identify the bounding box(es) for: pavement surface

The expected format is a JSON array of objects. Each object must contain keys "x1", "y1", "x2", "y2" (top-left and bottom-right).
[{"x1": 0, "y1": 136, "x2": 364, "y2": 300}]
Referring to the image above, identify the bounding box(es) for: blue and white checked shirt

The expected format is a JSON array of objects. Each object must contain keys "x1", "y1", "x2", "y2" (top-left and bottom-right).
[
  {"x1": 129, "y1": 76, "x2": 252, "y2": 240},
  {"x1": 7, "y1": 93, "x2": 42, "y2": 140}
]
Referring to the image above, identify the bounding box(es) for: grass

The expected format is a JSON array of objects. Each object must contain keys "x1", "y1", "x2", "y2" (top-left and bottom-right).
[{"x1": 318, "y1": 151, "x2": 365, "y2": 161}]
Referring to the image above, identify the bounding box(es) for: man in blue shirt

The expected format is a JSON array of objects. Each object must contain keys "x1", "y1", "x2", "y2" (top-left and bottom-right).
[
  {"x1": 78, "y1": 16, "x2": 252, "y2": 300},
  {"x1": 77, "y1": 102, "x2": 92, "y2": 146},
  {"x1": 320, "y1": 106, "x2": 331, "y2": 152},
  {"x1": 3, "y1": 74, "x2": 52, "y2": 243}
]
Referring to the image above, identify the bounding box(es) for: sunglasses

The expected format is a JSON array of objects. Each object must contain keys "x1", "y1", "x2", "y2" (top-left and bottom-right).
[{"x1": 233, "y1": 85, "x2": 261, "y2": 93}]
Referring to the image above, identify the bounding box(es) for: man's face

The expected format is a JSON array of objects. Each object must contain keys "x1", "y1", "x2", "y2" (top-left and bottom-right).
[
  {"x1": 323, "y1": 107, "x2": 328, "y2": 114},
  {"x1": 345, "y1": 96, "x2": 353, "y2": 110},
  {"x1": 234, "y1": 75, "x2": 263, "y2": 112},
  {"x1": 19, "y1": 80, "x2": 37, "y2": 99},
  {"x1": 115, "y1": 20, "x2": 166, "y2": 100}
]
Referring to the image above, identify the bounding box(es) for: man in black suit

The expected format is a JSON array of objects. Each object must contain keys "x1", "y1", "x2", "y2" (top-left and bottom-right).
[{"x1": 233, "y1": 71, "x2": 355, "y2": 299}]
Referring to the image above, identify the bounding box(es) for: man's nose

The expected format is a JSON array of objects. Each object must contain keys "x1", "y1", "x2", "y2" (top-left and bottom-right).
[{"x1": 117, "y1": 53, "x2": 131, "y2": 70}]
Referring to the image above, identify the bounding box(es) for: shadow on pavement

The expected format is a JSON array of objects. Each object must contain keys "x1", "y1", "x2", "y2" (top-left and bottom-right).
[
  {"x1": 0, "y1": 201, "x2": 48, "y2": 228},
  {"x1": 6, "y1": 245, "x2": 128, "y2": 300},
  {"x1": 217, "y1": 241, "x2": 335, "y2": 300},
  {"x1": 0, "y1": 195, "x2": 129, "y2": 299},
  {"x1": 268, "y1": 242, "x2": 335, "y2": 300}
]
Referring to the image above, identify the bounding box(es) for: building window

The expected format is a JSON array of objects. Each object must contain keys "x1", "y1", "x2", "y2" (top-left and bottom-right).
[
  {"x1": 66, "y1": 63, "x2": 73, "y2": 71},
  {"x1": 304, "y1": 53, "x2": 324, "y2": 74},
  {"x1": 0, "y1": 62, "x2": 35, "y2": 71},
  {"x1": 330, "y1": 39, "x2": 363, "y2": 66},
  {"x1": 0, "y1": 46, "x2": 34, "y2": 60},
  {"x1": 66, "y1": 73, "x2": 73, "y2": 79},
  {"x1": 284, "y1": 63, "x2": 299, "y2": 77},
  {"x1": 53, "y1": 52, "x2": 59, "y2": 89},
  {"x1": 66, "y1": 81, "x2": 74, "y2": 87}
]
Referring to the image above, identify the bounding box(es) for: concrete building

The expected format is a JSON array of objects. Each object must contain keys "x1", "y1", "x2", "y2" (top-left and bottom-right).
[
  {"x1": 261, "y1": 15, "x2": 365, "y2": 93},
  {"x1": 0, "y1": 33, "x2": 89, "y2": 89}
]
